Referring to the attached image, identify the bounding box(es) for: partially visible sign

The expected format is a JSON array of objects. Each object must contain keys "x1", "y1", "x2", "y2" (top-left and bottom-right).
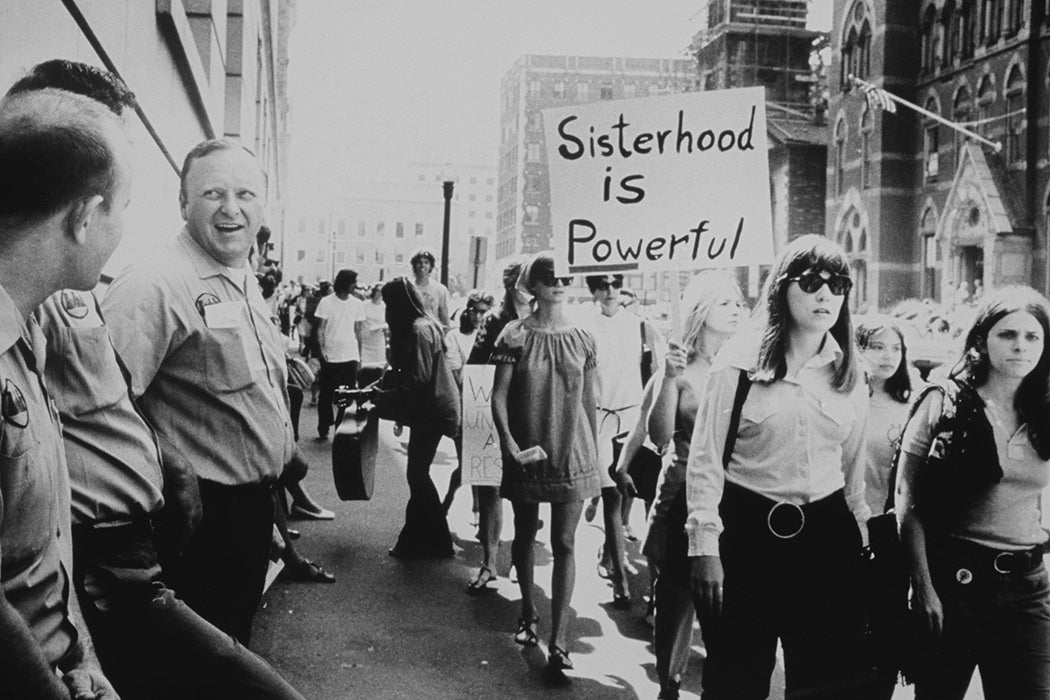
[
  {"x1": 460, "y1": 365, "x2": 502, "y2": 486},
  {"x1": 543, "y1": 86, "x2": 774, "y2": 274}
]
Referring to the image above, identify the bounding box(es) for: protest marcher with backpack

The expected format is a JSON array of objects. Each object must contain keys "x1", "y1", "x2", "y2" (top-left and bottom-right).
[
  {"x1": 897, "y1": 286, "x2": 1050, "y2": 699},
  {"x1": 686, "y1": 235, "x2": 872, "y2": 699}
]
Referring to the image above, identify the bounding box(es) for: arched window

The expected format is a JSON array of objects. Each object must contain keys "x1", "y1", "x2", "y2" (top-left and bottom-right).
[
  {"x1": 921, "y1": 207, "x2": 941, "y2": 300},
  {"x1": 977, "y1": 74, "x2": 996, "y2": 138},
  {"x1": 952, "y1": 85, "x2": 973, "y2": 164},
  {"x1": 842, "y1": 2, "x2": 874, "y2": 87},
  {"x1": 983, "y1": 0, "x2": 1003, "y2": 44},
  {"x1": 921, "y1": 5, "x2": 938, "y2": 73},
  {"x1": 924, "y1": 96, "x2": 941, "y2": 181},
  {"x1": 835, "y1": 118, "x2": 848, "y2": 196},
  {"x1": 837, "y1": 210, "x2": 869, "y2": 309},
  {"x1": 944, "y1": 0, "x2": 959, "y2": 64},
  {"x1": 1005, "y1": 0, "x2": 1024, "y2": 36},
  {"x1": 1005, "y1": 65, "x2": 1025, "y2": 162},
  {"x1": 861, "y1": 104, "x2": 874, "y2": 189}
]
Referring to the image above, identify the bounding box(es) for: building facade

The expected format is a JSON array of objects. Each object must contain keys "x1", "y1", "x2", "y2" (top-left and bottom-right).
[
  {"x1": 827, "y1": 0, "x2": 1050, "y2": 311},
  {"x1": 284, "y1": 162, "x2": 497, "y2": 293},
  {"x1": 0, "y1": 0, "x2": 293, "y2": 276}
]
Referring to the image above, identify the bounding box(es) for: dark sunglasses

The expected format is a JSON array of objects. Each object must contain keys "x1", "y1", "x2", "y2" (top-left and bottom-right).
[
  {"x1": 593, "y1": 279, "x2": 623, "y2": 291},
  {"x1": 538, "y1": 272, "x2": 574, "y2": 287},
  {"x1": 787, "y1": 271, "x2": 853, "y2": 296}
]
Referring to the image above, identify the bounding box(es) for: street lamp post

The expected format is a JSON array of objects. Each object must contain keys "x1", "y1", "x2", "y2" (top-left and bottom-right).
[{"x1": 440, "y1": 165, "x2": 457, "y2": 287}]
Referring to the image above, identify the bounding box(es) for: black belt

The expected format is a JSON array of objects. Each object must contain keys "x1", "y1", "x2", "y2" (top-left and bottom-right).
[
  {"x1": 941, "y1": 538, "x2": 1045, "y2": 580},
  {"x1": 722, "y1": 481, "x2": 847, "y2": 540}
]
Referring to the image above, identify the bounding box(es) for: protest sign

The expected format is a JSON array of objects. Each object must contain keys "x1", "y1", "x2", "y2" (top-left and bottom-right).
[
  {"x1": 543, "y1": 86, "x2": 774, "y2": 275},
  {"x1": 460, "y1": 365, "x2": 502, "y2": 486}
]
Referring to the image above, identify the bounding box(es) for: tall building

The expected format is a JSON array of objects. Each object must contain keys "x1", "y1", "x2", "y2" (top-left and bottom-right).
[
  {"x1": 0, "y1": 0, "x2": 294, "y2": 276},
  {"x1": 827, "y1": 0, "x2": 1049, "y2": 310},
  {"x1": 284, "y1": 162, "x2": 497, "y2": 292},
  {"x1": 496, "y1": 54, "x2": 696, "y2": 269}
]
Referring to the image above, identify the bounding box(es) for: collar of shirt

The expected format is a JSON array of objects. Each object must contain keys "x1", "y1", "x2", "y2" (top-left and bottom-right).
[
  {"x1": 724, "y1": 330, "x2": 843, "y2": 377},
  {"x1": 177, "y1": 228, "x2": 250, "y2": 291}
]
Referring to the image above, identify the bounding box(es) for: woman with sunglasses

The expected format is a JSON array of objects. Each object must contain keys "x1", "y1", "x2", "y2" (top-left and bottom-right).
[
  {"x1": 491, "y1": 252, "x2": 601, "y2": 671},
  {"x1": 897, "y1": 286, "x2": 1050, "y2": 699},
  {"x1": 686, "y1": 234, "x2": 872, "y2": 699},
  {"x1": 373, "y1": 277, "x2": 459, "y2": 559}
]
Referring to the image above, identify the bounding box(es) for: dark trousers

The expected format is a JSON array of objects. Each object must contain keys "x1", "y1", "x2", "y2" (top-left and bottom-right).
[
  {"x1": 915, "y1": 541, "x2": 1050, "y2": 700},
  {"x1": 391, "y1": 421, "x2": 454, "y2": 557},
  {"x1": 287, "y1": 383, "x2": 303, "y2": 441},
  {"x1": 72, "y1": 520, "x2": 303, "y2": 700},
  {"x1": 318, "y1": 359, "x2": 359, "y2": 434},
  {"x1": 698, "y1": 483, "x2": 870, "y2": 700},
  {"x1": 164, "y1": 479, "x2": 275, "y2": 645}
]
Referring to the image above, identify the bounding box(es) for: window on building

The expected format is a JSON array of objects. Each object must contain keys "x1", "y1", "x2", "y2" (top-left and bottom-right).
[
  {"x1": 984, "y1": 0, "x2": 1003, "y2": 43},
  {"x1": 470, "y1": 177, "x2": 477, "y2": 185},
  {"x1": 624, "y1": 83, "x2": 637, "y2": 98},
  {"x1": 469, "y1": 194, "x2": 477, "y2": 202},
  {"x1": 485, "y1": 194, "x2": 493, "y2": 202},
  {"x1": 415, "y1": 222, "x2": 424, "y2": 237},
  {"x1": 376, "y1": 221, "x2": 385, "y2": 237},
  {"x1": 959, "y1": 0, "x2": 975, "y2": 58},
  {"x1": 526, "y1": 142, "x2": 541, "y2": 162},
  {"x1": 577, "y1": 82, "x2": 589, "y2": 101},
  {"x1": 524, "y1": 204, "x2": 539, "y2": 224},
  {"x1": 418, "y1": 174, "x2": 426, "y2": 182},
  {"x1": 553, "y1": 81, "x2": 565, "y2": 99},
  {"x1": 860, "y1": 105, "x2": 873, "y2": 189},
  {"x1": 837, "y1": 212, "x2": 869, "y2": 309},
  {"x1": 600, "y1": 82, "x2": 613, "y2": 100},
  {"x1": 924, "y1": 105, "x2": 941, "y2": 181},
  {"x1": 486, "y1": 177, "x2": 494, "y2": 185},
  {"x1": 841, "y1": 2, "x2": 873, "y2": 87},
  {"x1": 356, "y1": 250, "x2": 365, "y2": 263},
  {"x1": 1005, "y1": 65, "x2": 1025, "y2": 163},
  {"x1": 296, "y1": 249, "x2": 306, "y2": 262},
  {"x1": 375, "y1": 251, "x2": 384, "y2": 264},
  {"x1": 977, "y1": 75, "x2": 995, "y2": 137},
  {"x1": 953, "y1": 85, "x2": 973, "y2": 163},
  {"x1": 528, "y1": 80, "x2": 541, "y2": 98},
  {"x1": 834, "y1": 118, "x2": 847, "y2": 196},
  {"x1": 920, "y1": 5, "x2": 937, "y2": 74},
  {"x1": 942, "y1": 2, "x2": 957, "y2": 65},
  {"x1": 468, "y1": 211, "x2": 476, "y2": 218},
  {"x1": 335, "y1": 251, "x2": 346, "y2": 264},
  {"x1": 358, "y1": 221, "x2": 366, "y2": 237},
  {"x1": 485, "y1": 212, "x2": 493, "y2": 219},
  {"x1": 316, "y1": 250, "x2": 324, "y2": 263},
  {"x1": 337, "y1": 220, "x2": 347, "y2": 237},
  {"x1": 395, "y1": 252, "x2": 404, "y2": 263},
  {"x1": 396, "y1": 222, "x2": 404, "y2": 238},
  {"x1": 858, "y1": 22, "x2": 871, "y2": 78},
  {"x1": 921, "y1": 207, "x2": 941, "y2": 300},
  {"x1": 1005, "y1": 0, "x2": 1023, "y2": 35}
]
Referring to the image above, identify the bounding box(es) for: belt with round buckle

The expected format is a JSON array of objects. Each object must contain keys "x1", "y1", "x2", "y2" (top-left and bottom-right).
[{"x1": 767, "y1": 501, "x2": 805, "y2": 539}]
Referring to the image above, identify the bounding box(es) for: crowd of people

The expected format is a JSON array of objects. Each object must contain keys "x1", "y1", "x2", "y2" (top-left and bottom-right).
[{"x1": 3, "y1": 57, "x2": 1050, "y2": 700}]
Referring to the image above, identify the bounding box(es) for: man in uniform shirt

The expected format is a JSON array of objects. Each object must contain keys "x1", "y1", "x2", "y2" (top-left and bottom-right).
[
  {"x1": 13, "y1": 60, "x2": 304, "y2": 699},
  {"x1": 103, "y1": 138, "x2": 302, "y2": 644},
  {"x1": 0, "y1": 81, "x2": 122, "y2": 700}
]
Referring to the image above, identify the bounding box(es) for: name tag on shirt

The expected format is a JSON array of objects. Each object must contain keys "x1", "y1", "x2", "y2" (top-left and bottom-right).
[{"x1": 204, "y1": 301, "x2": 241, "y2": 329}]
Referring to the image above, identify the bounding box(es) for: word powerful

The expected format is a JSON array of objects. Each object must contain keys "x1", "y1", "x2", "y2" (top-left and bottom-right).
[{"x1": 568, "y1": 217, "x2": 744, "y2": 268}]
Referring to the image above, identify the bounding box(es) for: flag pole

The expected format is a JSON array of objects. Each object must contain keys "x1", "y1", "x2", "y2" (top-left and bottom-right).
[{"x1": 849, "y1": 75, "x2": 1003, "y2": 153}]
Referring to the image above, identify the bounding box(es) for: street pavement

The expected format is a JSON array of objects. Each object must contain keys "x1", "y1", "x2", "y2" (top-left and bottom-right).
[{"x1": 252, "y1": 403, "x2": 981, "y2": 700}]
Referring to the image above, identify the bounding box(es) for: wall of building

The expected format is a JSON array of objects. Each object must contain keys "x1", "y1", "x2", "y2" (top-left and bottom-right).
[{"x1": 0, "y1": 0, "x2": 289, "y2": 277}]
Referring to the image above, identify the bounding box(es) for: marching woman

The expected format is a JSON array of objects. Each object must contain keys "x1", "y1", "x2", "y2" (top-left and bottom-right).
[
  {"x1": 856, "y1": 315, "x2": 918, "y2": 515},
  {"x1": 686, "y1": 234, "x2": 871, "y2": 699},
  {"x1": 897, "y1": 286, "x2": 1050, "y2": 699},
  {"x1": 640, "y1": 270, "x2": 745, "y2": 699},
  {"x1": 374, "y1": 277, "x2": 460, "y2": 559},
  {"x1": 490, "y1": 252, "x2": 601, "y2": 671}
]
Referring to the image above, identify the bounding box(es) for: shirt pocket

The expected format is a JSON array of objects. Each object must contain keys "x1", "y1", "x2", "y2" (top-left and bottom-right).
[
  {"x1": 817, "y1": 394, "x2": 855, "y2": 442},
  {"x1": 739, "y1": 392, "x2": 777, "y2": 437},
  {"x1": 0, "y1": 425, "x2": 48, "y2": 563},
  {"x1": 49, "y1": 327, "x2": 126, "y2": 416},
  {"x1": 202, "y1": 328, "x2": 254, "y2": 393}
]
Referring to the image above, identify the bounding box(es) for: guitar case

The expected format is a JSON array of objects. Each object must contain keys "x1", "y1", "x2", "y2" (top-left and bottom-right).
[{"x1": 330, "y1": 364, "x2": 385, "y2": 501}]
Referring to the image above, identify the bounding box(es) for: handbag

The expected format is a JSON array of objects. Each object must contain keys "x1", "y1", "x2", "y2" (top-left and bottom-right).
[
  {"x1": 285, "y1": 355, "x2": 315, "y2": 390},
  {"x1": 609, "y1": 432, "x2": 661, "y2": 502}
]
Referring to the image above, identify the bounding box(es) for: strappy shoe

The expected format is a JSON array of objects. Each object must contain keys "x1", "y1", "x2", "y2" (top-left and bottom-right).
[
  {"x1": 513, "y1": 616, "x2": 539, "y2": 647},
  {"x1": 548, "y1": 645, "x2": 573, "y2": 671},
  {"x1": 466, "y1": 566, "x2": 497, "y2": 595}
]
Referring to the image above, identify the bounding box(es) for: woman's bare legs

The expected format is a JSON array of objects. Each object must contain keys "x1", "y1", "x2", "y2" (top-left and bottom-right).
[
  {"x1": 601, "y1": 487, "x2": 630, "y2": 600},
  {"x1": 476, "y1": 485, "x2": 502, "y2": 575},
  {"x1": 549, "y1": 500, "x2": 585, "y2": 651},
  {"x1": 511, "y1": 501, "x2": 540, "y2": 625}
]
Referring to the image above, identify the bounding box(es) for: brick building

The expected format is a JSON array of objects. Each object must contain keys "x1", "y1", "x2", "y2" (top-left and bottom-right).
[{"x1": 827, "y1": 0, "x2": 1050, "y2": 310}]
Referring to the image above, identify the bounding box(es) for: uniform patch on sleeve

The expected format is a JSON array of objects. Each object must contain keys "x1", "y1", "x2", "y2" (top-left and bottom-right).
[{"x1": 2, "y1": 379, "x2": 28, "y2": 428}]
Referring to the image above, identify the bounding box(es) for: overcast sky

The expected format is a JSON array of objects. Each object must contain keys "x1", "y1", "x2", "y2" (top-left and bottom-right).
[{"x1": 286, "y1": 1, "x2": 833, "y2": 206}]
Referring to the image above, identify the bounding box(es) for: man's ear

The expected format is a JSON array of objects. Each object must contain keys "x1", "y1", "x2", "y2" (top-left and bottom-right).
[
  {"x1": 179, "y1": 191, "x2": 188, "y2": 220},
  {"x1": 66, "y1": 195, "x2": 106, "y2": 244}
]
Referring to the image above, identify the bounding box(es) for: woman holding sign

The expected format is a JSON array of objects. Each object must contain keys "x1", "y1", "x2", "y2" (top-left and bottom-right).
[
  {"x1": 491, "y1": 252, "x2": 601, "y2": 672},
  {"x1": 686, "y1": 235, "x2": 871, "y2": 699}
]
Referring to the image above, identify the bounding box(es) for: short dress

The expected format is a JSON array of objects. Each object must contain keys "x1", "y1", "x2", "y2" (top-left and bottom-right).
[{"x1": 492, "y1": 319, "x2": 602, "y2": 503}]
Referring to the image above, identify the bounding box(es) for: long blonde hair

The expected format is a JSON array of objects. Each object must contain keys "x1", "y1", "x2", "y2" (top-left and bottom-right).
[{"x1": 679, "y1": 270, "x2": 743, "y2": 360}]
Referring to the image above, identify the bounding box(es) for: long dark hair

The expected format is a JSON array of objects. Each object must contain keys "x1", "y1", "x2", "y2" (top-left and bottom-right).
[
  {"x1": 381, "y1": 277, "x2": 441, "y2": 370},
  {"x1": 856, "y1": 315, "x2": 912, "y2": 403},
  {"x1": 952, "y1": 285, "x2": 1050, "y2": 459},
  {"x1": 496, "y1": 260, "x2": 525, "y2": 323},
  {"x1": 755, "y1": 234, "x2": 857, "y2": 392}
]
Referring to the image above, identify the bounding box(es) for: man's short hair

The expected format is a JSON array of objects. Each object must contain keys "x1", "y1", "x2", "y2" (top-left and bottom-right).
[
  {"x1": 334, "y1": 269, "x2": 358, "y2": 294},
  {"x1": 179, "y1": 138, "x2": 264, "y2": 205},
  {"x1": 410, "y1": 250, "x2": 435, "y2": 268},
  {"x1": 5, "y1": 60, "x2": 136, "y2": 117},
  {"x1": 0, "y1": 89, "x2": 123, "y2": 230}
]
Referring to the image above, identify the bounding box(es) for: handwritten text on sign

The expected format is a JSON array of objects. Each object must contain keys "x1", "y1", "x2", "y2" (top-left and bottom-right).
[
  {"x1": 543, "y1": 87, "x2": 774, "y2": 274},
  {"x1": 461, "y1": 365, "x2": 502, "y2": 487}
]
